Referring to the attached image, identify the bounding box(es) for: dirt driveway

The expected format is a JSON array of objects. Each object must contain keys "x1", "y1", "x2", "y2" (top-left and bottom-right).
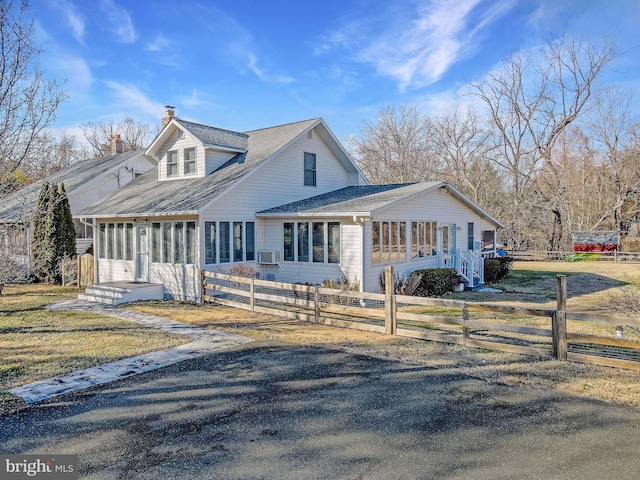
[{"x1": 2, "y1": 341, "x2": 639, "y2": 479}]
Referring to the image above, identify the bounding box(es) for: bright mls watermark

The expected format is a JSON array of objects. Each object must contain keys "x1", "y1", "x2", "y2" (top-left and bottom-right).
[{"x1": 1, "y1": 455, "x2": 78, "y2": 479}]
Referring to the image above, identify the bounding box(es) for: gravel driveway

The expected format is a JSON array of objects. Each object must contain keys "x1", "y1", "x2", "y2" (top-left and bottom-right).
[{"x1": 1, "y1": 341, "x2": 639, "y2": 479}]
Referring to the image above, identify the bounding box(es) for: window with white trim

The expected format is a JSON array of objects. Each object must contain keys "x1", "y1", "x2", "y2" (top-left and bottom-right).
[
  {"x1": 184, "y1": 147, "x2": 196, "y2": 175},
  {"x1": 372, "y1": 220, "x2": 411, "y2": 265},
  {"x1": 304, "y1": 152, "x2": 316, "y2": 186},
  {"x1": 203, "y1": 221, "x2": 255, "y2": 264},
  {"x1": 150, "y1": 221, "x2": 197, "y2": 265},
  {"x1": 283, "y1": 221, "x2": 340, "y2": 263},
  {"x1": 167, "y1": 150, "x2": 178, "y2": 177},
  {"x1": 98, "y1": 222, "x2": 135, "y2": 261}
]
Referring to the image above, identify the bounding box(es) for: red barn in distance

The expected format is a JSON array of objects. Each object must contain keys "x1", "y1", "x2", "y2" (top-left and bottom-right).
[{"x1": 571, "y1": 231, "x2": 619, "y2": 252}]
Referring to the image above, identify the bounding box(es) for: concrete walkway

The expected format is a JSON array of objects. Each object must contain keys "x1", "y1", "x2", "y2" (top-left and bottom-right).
[{"x1": 8, "y1": 300, "x2": 252, "y2": 403}]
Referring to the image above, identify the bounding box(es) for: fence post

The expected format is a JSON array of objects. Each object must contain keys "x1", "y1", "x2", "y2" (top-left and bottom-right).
[
  {"x1": 314, "y1": 286, "x2": 320, "y2": 324},
  {"x1": 462, "y1": 303, "x2": 469, "y2": 345},
  {"x1": 553, "y1": 275, "x2": 568, "y2": 360},
  {"x1": 249, "y1": 278, "x2": 255, "y2": 312},
  {"x1": 385, "y1": 266, "x2": 396, "y2": 335},
  {"x1": 61, "y1": 260, "x2": 66, "y2": 287}
]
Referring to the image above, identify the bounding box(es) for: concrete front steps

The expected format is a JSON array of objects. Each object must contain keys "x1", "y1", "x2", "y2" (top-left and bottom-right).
[{"x1": 78, "y1": 282, "x2": 164, "y2": 305}]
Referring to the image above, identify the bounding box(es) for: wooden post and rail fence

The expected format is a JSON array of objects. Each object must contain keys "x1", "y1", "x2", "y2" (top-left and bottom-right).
[{"x1": 202, "y1": 266, "x2": 640, "y2": 371}]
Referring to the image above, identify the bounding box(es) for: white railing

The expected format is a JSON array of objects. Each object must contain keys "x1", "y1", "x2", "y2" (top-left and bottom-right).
[{"x1": 456, "y1": 250, "x2": 484, "y2": 288}]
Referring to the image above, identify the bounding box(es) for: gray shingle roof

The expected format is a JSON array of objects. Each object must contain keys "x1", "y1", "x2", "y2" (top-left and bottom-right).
[
  {"x1": 0, "y1": 150, "x2": 144, "y2": 222},
  {"x1": 572, "y1": 231, "x2": 618, "y2": 245},
  {"x1": 257, "y1": 183, "x2": 436, "y2": 216},
  {"x1": 79, "y1": 119, "x2": 321, "y2": 217},
  {"x1": 176, "y1": 119, "x2": 248, "y2": 151}
]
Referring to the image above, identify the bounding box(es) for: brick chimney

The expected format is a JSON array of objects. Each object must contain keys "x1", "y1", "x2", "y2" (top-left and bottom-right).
[
  {"x1": 162, "y1": 105, "x2": 175, "y2": 128},
  {"x1": 111, "y1": 134, "x2": 123, "y2": 155}
]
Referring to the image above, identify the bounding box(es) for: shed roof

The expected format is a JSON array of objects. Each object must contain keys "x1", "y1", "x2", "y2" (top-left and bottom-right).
[
  {"x1": 571, "y1": 231, "x2": 618, "y2": 245},
  {"x1": 257, "y1": 182, "x2": 504, "y2": 228}
]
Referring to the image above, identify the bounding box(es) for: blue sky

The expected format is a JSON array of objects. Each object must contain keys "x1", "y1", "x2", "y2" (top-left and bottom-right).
[{"x1": 31, "y1": 0, "x2": 640, "y2": 141}]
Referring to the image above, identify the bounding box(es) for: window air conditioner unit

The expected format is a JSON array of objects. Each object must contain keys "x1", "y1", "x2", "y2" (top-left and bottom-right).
[{"x1": 258, "y1": 250, "x2": 281, "y2": 265}]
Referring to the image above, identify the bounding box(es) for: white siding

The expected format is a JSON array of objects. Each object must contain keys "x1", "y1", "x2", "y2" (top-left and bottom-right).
[
  {"x1": 71, "y1": 156, "x2": 156, "y2": 215},
  {"x1": 149, "y1": 263, "x2": 200, "y2": 301},
  {"x1": 249, "y1": 217, "x2": 361, "y2": 287},
  {"x1": 157, "y1": 129, "x2": 204, "y2": 181},
  {"x1": 97, "y1": 260, "x2": 136, "y2": 282},
  {"x1": 201, "y1": 129, "x2": 357, "y2": 221},
  {"x1": 205, "y1": 149, "x2": 237, "y2": 174},
  {"x1": 362, "y1": 188, "x2": 499, "y2": 291}
]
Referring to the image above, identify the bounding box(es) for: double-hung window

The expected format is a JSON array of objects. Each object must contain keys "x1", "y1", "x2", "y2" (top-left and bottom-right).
[
  {"x1": 167, "y1": 150, "x2": 178, "y2": 177},
  {"x1": 184, "y1": 147, "x2": 196, "y2": 175},
  {"x1": 304, "y1": 152, "x2": 316, "y2": 186}
]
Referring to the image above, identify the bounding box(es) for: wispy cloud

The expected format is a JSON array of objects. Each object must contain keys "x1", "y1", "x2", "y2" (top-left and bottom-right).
[
  {"x1": 59, "y1": 0, "x2": 86, "y2": 43},
  {"x1": 99, "y1": 0, "x2": 136, "y2": 44},
  {"x1": 319, "y1": 0, "x2": 513, "y2": 91},
  {"x1": 248, "y1": 53, "x2": 295, "y2": 85},
  {"x1": 190, "y1": 4, "x2": 293, "y2": 85},
  {"x1": 104, "y1": 81, "x2": 163, "y2": 119},
  {"x1": 146, "y1": 34, "x2": 169, "y2": 52}
]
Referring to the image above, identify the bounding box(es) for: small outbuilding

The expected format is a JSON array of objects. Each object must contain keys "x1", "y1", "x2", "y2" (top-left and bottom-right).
[{"x1": 571, "y1": 231, "x2": 618, "y2": 252}]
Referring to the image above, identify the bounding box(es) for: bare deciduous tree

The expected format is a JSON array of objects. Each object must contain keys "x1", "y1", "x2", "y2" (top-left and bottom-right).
[
  {"x1": 471, "y1": 36, "x2": 618, "y2": 250},
  {"x1": 349, "y1": 105, "x2": 434, "y2": 184},
  {"x1": 0, "y1": 0, "x2": 67, "y2": 199},
  {"x1": 80, "y1": 118, "x2": 156, "y2": 157},
  {"x1": 587, "y1": 87, "x2": 640, "y2": 242}
]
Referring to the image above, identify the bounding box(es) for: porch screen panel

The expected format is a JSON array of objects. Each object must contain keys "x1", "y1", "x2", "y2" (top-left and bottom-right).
[
  {"x1": 125, "y1": 224, "x2": 133, "y2": 261},
  {"x1": 431, "y1": 223, "x2": 437, "y2": 254},
  {"x1": 116, "y1": 223, "x2": 124, "y2": 260},
  {"x1": 411, "y1": 222, "x2": 418, "y2": 258},
  {"x1": 390, "y1": 222, "x2": 398, "y2": 261},
  {"x1": 312, "y1": 222, "x2": 324, "y2": 263},
  {"x1": 418, "y1": 222, "x2": 425, "y2": 257},
  {"x1": 162, "y1": 222, "x2": 171, "y2": 263},
  {"x1": 246, "y1": 222, "x2": 255, "y2": 261},
  {"x1": 399, "y1": 222, "x2": 406, "y2": 261},
  {"x1": 98, "y1": 223, "x2": 106, "y2": 258},
  {"x1": 186, "y1": 222, "x2": 196, "y2": 264},
  {"x1": 372, "y1": 222, "x2": 380, "y2": 264},
  {"x1": 107, "y1": 223, "x2": 115, "y2": 259},
  {"x1": 381, "y1": 222, "x2": 389, "y2": 263},
  {"x1": 151, "y1": 223, "x2": 161, "y2": 262},
  {"x1": 233, "y1": 222, "x2": 243, "y2": 262},
  {"x1": 219, "y1": 222, "x2": 230, "y2": 263},
  {"x1": 328, "y1": 222, "x2": 340, "y2": 264},
  {"x1": 204, "y1": 222, "x2": 216, "y2": 264},
  {"x1": 283, "y1": 223, "x2": 294, "y2": 261},
  {"x1": 297, "y1": 222, "x2": 309, "y2": 262}
]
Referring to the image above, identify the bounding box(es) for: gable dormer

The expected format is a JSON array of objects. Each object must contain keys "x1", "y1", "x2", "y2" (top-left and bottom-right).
[{"x1": 146, "y1": 109, "x2": 248, "y2": 181}]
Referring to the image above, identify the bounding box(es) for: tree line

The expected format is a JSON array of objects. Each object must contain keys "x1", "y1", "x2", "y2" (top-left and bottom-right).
[{"x1": 349, "y1": 37, "x2": 638, "y2": 252}]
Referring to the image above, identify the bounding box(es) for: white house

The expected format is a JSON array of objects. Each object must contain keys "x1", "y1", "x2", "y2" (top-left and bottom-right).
[
  {"x1": 0, "y1": 140, "x2": 156, "y2": 268},
  {"x1": 77, "y1": 111, "x2": 502, "y2": 303}
]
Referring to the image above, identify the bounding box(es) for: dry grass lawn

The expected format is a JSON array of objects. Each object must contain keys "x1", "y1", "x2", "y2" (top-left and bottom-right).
[
  {"x1": 132, "y1": 260, "x2": 640, "y2": 408},
  {"x1": 0, "y1": 284, "x2": 188, "y2": 415}
]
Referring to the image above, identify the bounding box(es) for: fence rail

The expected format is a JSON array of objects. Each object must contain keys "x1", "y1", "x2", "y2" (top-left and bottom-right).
[
  {"x1": 508, "y1": 249, "x2": 640, "y2": 263},
  {"x1": 202, "y1": 268, "x2": 640, "y2": 371}
]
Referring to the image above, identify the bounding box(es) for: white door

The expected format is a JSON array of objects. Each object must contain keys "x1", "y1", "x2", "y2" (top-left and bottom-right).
[
  {"x1": 135, "y1": 225, "x2": 149, "y2": 282},
  {"x1": 441, "y1": 224, "x2": 457, "y2": 267}
]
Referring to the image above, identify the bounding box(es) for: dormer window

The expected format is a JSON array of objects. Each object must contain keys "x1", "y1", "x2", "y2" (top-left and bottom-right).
[
  {"x1": 167, "y1": 150, "x2": 178, "y2": 177},
  {"x1": 184, "y1": 147, "x2": 196, "y2": 175}
]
